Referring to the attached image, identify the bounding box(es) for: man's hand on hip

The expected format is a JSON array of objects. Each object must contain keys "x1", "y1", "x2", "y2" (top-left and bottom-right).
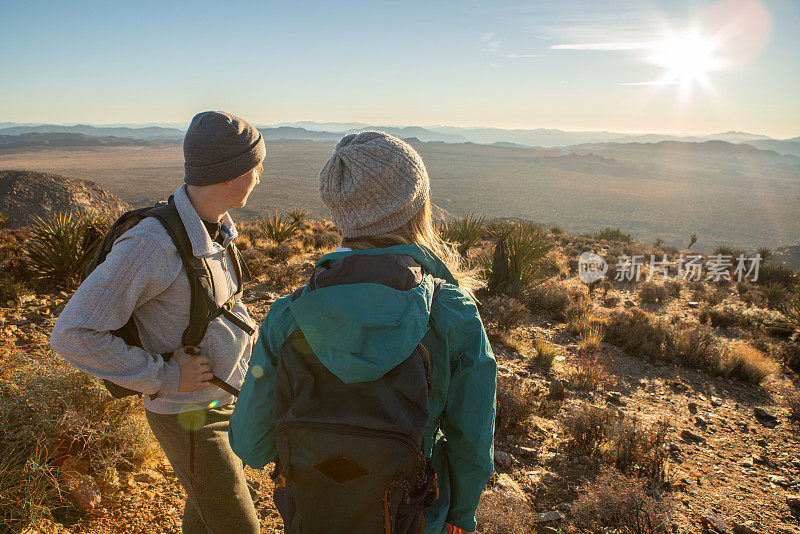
[{"x1": 173, "y1": 347, "x2": 212, "y2": 392}]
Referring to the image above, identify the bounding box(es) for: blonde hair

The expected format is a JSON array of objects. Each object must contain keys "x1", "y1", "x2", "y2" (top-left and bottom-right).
[{"x1": 341, "y1": 197, "x2": 484, "y2": 301}]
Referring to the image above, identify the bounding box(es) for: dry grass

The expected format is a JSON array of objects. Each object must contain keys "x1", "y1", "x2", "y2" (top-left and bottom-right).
[
  {"x1": 571, "y1": 467, "x2": 674, "y2": 534},
  {"x1": 0, "y1": 356, "x2": 153, "y2": 529},
  {"x1": 495, "y1": 375, "x2": 537, "y2": 435},
  {"x1": 639, "y1": 282, "x2": 668, "y2": 304},
  {"x1": 567, "y1": 352, "x2": 611, "y2": 391},
  {"x1": 475, "y1": 484, "x2": 534, "y2": 533},
  {"x1": 530, "y1": 337, "x2": 560, "y2": 370},
  {"x1": 481, "y1": 296, "x2": 529, "y2": 331},
  {"x1": 602, "y1": 307, "x2": 667, "y2": 361}
]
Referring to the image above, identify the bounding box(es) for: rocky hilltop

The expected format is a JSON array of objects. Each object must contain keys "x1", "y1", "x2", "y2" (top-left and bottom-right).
[{"x1": 0, "y1": 170, "x2": 131, "y2": 228}]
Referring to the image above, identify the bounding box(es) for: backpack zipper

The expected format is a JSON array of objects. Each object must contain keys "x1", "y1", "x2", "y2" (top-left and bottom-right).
[{"x1": 276, "y1": 421, "x2": 420, "y2": 455}]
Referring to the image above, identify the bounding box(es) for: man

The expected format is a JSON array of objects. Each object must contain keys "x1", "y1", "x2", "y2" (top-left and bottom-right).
[{"x1": 50, "y1": 111, "x2": 264, "y2": 533}]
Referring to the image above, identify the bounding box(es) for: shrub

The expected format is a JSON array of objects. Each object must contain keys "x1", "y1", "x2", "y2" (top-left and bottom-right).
[
  {"x1": 263, "y1": 263, "x2": 304, "y2": 292},
  {"x1": 530, "y1": 338, "x2": 559, "y2": 370},
  {"x1": 565, "y1": 294, "x2": 595, "y2": 337},
  {"x1": 525, "y1": 280, "x2": 572, "y2": 317},
  {"x1": 288, "y1": 208, "x2": 306, "y2": 225},
  {"x1": 571, "y1": 467, "x2": 674, "y2": 534},
  {"x1": 602, "y1": 308, "x2": 667, "y2": 361},
  {"x1": 481, "y1": 296, "x2": 529, "y2": 331},
  {"x1": 664, "y1": 279, "x2": 682, "y2": 298},
  {"x1": 595, "y1": 227, "x2": 633, "y2": 243},
  {"x1": 761, "y1": 282, "x2": 787, "y2": 309},
  {"x1": 266, "y1": 241, "x2": 301, "y2": 263},
  {"x1": 495, "y1": 375, "x2": 536, "y2": 435},
  {"x1": 24, "y1": 211, "x2": 108, "y2": 290},
  {"x1": 475, "y1": 484, "x2": 534, "y2": 533},
  {"x1": 563, "y1": 405, "x2": 615, "y2": 454},
  {"x1": 567, "y1": 352, "x2": 610, "y2": 391},
  {"x1": 0, "y1": 275, "x2": 27, "y2": 302},
  {"x1": 758, "y1": 263, "x2": 798, "y2": 288},
  {"x1": 439, "y1": 214, "x2": 485, "y2": 256},
  {"x1": 0, "y1": 211, "x2": 8, "y2": 228},
  {"x1": 303, "y1": 230, "x2": 342, "y2": 250},
  {"x1": 757, "y1": 247, "x2": 772, "y2": 262},
  {"x1": 260, "y1": 210, "x2": 298, "y2": 243},
  {"x1": 1, "y1": 357, "x2": 152, "y2": 529},
  {"x1": 780, "y1": 292, "x2": 800, "y2": 337},
  {"x1": 486, "y1": 222, "x2": 551, "y2": 296},
  {"x1": 579, "y1": 324, "x2": 604, "y2": 353},
  {"x1": 549, "y1": 225, "x2": 563, "y2": 235},
  {"x1": 639, "y1": 282, "x2": 668, "y2": 304}
]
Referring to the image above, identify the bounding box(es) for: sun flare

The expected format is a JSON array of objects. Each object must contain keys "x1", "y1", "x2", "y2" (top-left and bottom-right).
[{"x1": 649, "y1": 32, "x2": 720, "y2": 89}]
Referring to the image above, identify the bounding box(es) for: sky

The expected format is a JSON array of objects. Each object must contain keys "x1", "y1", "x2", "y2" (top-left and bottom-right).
[{"x1": 1, "y1": 0, "x2": 798, "y2": 138}]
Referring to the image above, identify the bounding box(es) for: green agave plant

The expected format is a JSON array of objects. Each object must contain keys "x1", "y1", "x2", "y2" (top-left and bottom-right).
[
  {"x1": 25, "y1": 211, "x2": 109, "y2": 290},
  {"x1": 485, "y1": 221, "x2": 552, "y2": 296},
  {"x1": 439, "y1": 214, "x2": 485, "y2": 256},
  {"x1": 261, "y1": 210, "x2": 298, "y2": 244}
]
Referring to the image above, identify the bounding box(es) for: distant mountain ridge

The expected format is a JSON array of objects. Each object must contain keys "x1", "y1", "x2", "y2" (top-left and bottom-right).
[
  {"x1": 0, "y1": 133, "x2": 161, "y2": 148},
  {"x1": 0, "y1": 124, "x2": 183, "y2": 141}
]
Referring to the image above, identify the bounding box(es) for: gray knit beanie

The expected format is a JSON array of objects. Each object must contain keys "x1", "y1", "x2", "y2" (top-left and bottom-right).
[
  {"x1": 319, "y1": 131, "x2": 430, "y2": 238},
  {"x1": 183, "y1": 111, "x2": 266, "y2": 185}
]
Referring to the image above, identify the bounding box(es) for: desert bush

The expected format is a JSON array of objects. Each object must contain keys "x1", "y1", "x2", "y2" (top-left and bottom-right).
[
  {"x1": 698, "y1": 302, "x2": 738, "y2": 328},
  {"x1": 549, "y1": 225, "x2": 563, "y2": 235},
  {"x1": 699, "y1": 300, "x2": 787, "y2": 333},
  {"x1": 602, "y1": 307, "x2": 667, "y2": 361},
  {"x1": 0, "y1": 211, "x2": 8, "y2": 228},
  {"x1": 761, "y1": 281, "x2": 787, "y2": 308},
  {"x1": 757, "y1": 247, "x2": 772, "y2": 262},
  {"x1": 664, "y1": 279, "x2": 682, "y2": 298},
  {"x1": 639, "y1": 282, "x2": 668, "y2": 304},
  {"x1": 233, "y1": 234, "x2": 251, "y2": 250},
  {"x1": 0, "y1": 357, "x2": 152, "y2": 529},
  {"x1": 563, "y1": 405, "x2": 616, "y2": 454},
  {"x1": 0, "y1": 274, "x2": 28, "y2": 302},
  {"x1": 571, "y1": 467, "x2": 674, "y2": 534},
  {"x1": 495, "y1": 375, "x2": 536, "y2": 435},
  {"x1": 439, "y1": 214, "x2": 485, "y2": 256},
  {"x1": 603, "y1": 417, "x2": 670, "y2": 481},
  {"x1": 24, "y1": 211, "x2": 108, "y2": 290},
  {"x1": 303, "y1": 230, "x2": 342, "y2": 250},
  {"x1": 579, "y1": 324, "x2": 604, "y2": 353},
  {"x1": 260, "y1": 210, "x2": 298, "y2": 243},
  {"x1": 780, "y1": 292, "x2": 800, "y2": 338},
  {"x1": 565, "y1": 294, "x2": 595, "y2": 337},
  {"x1": 288, "y1": 208, "x2": 306, "y2": 226},
  {"x1": 567, "y1": 352, "x2": 610, "y2": 391},
  {"x1": 475, "y1": 484, "x2": 534, "y2": 533},
  {"x1": 525, "y1": 280, "x2": 572, "y2": 317},
  {"x1": 266, "y1": 241, "x2": 301, "y2": 263},
  {"x1": 595, "y1": 227, "x2": 633, "y2": 243},
  {"x1": 481, "y1": 296, "x2": 529, "y2": 331},
  {"x1": 529, "y1": 338, "x2": 559, "y2": 370},
  {"x1": 485, "y1": 222, "x2": 551, "y2": 296},
  {"x1": 758, "y1": 263, "x2": 798, "y2": 288},
  {"x1": 263, "y1": 263, "x2": 304, "y2": 292}
]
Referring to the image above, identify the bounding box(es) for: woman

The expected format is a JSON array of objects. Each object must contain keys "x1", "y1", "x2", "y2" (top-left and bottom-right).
[{"x1": 229, "y1": 131, "x2": 496, "y2": 534}]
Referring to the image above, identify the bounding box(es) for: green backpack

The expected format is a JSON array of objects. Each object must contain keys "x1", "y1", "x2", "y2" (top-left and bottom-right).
[
  {"x1": 270, "y1": 257, "x2": 442, "y2": 534},
  {"x1": 84, "y1": 196, "x2": 252, "y2": 400}
]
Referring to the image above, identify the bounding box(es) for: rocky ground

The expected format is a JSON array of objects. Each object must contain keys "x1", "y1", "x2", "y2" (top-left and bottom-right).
[{"x1": 2, "y1": 225, "x2": 800, "y2": 534}]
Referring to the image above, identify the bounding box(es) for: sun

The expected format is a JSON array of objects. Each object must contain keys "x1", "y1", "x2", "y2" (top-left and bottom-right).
[{"x1": 649, "y1": 32, "x2": 720, "y2": 89}]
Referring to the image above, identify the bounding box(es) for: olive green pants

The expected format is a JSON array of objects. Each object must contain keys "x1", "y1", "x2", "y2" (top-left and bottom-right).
[{"x1": 146, "y1": 405, "x2": 259, "y2": 534}]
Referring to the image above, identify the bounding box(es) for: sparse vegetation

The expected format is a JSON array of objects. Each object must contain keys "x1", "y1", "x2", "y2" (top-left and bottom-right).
[
  {"x1": 0, "y1": 211, "x2": 8, "y2": 228},
  {"x1": 530, "y1": 337, "x2": 560, "y2": 370},
  {"x1": 485, "y1": 222, "x2": 551, "y2": 296},
  {"x1": 439, "y1": 214, "x2": 485, "y2": 256},
  {"x1": 761, "y1": 281, "x2": 787, "y2": 308},
  {"x1": 0, "y1": 356, "x2": 153, "y2": 529},
  {"x1": 595, "y1": 227, "x2": 633, "y2": 243},
  {"x1": 639, "y1": 282, "x2": 668, "y2": 304},
  {"x1": 260, "y1": 210, "x2": 298, "y2": 243},
  {"x1": 475, "y1": 484, "x2": 534, "y2": 533},
  {"x1": 288, "y1": 208, "x2": 306, "y2": 225},
  {"x1": 495, "y1": 375, "x2": 536, "y2": 435},
  {"x1": 481, "y1": 296, "x2": 529, "y2": 331},
  {"x1": 571, "y1": 467, "x2": 674, "y2": 534},
  {"x1": 24, "y1": 211, "x2": 108, "y2": 290}
]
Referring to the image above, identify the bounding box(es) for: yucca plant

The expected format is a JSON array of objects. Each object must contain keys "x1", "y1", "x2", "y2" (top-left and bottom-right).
[
  {"x1": 288, "y1": 208, "x2": 306, "y2": 226},
  {"x1": 24, "y1": 211, "x2": 108, "y2": 290},
  {"x1": 261, "y1": 210, "x2": 298, "y2": 244},
  {"x1": 757, "y1": 246, "x2": 772, "y2": 262},
  {"x1": 780, "y1": 291, "x2": 800, "y2": 338},
  {"x1": 486, "y1": 221, "x2": 552, "y2": 296},
  {"x1": 439, "y1": 214, "x2": 485, "y2": 256},
  {"x1": 761, "y1": 281, "x2": 787, "y2": 309}
]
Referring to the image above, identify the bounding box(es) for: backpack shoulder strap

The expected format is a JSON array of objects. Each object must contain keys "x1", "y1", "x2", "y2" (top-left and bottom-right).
[{"x1": 144, "y1": 198, "x2": 216, "y2": 348}]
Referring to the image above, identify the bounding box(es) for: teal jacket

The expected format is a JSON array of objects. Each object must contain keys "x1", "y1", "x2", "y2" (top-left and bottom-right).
[{"x1": 229, "y1": 244, "x2": 496, "y2": 533}]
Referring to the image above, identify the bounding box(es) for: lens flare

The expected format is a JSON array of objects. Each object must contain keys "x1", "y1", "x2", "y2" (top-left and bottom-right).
[{"x1": 251, "y1": 365, "x2": 264, "y2": 378}]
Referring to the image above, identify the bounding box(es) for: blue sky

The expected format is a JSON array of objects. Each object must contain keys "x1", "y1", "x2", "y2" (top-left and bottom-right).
[{"x1": 1, "y1": 0, "x2": 798, "y2": 137}]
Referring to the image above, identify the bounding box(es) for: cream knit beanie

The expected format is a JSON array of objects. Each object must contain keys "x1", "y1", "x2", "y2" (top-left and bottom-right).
[{"x1": 318, "y1": 131, "x2": 430, "y2": 238}]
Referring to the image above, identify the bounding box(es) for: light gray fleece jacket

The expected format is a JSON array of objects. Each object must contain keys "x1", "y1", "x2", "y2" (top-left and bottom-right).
[{"x1": 50, "y1": 184, "x2": 256, "y2": 414}]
